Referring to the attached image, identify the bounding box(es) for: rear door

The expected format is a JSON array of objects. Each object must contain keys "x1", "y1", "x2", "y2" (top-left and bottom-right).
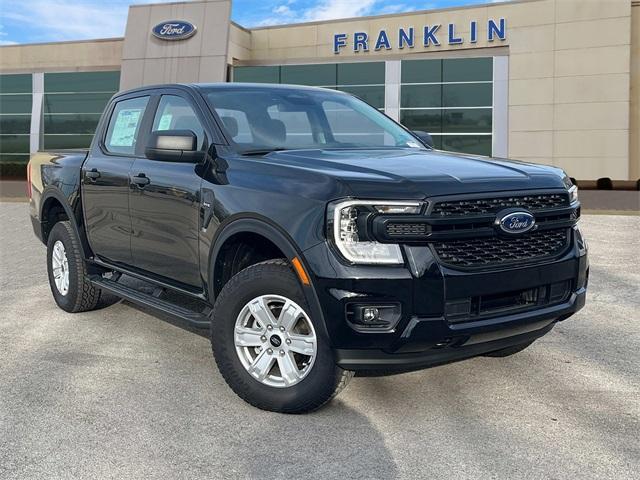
[
  {"x1": 128, "y1": 92, "x2": 207, "y2": 288},
  {"x1": 82, "y1": 94, "x2": 151, "y2": 265}
]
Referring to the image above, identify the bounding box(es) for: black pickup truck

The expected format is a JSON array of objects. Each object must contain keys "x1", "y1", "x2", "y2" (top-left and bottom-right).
[{"x1": 28, "y1": 83, "x2": 588, "y2": 413}]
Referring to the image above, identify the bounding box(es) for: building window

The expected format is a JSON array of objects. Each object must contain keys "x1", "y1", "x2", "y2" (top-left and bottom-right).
[
  {"x1": 232, "y1": 62, "x2": 386, "y2": 109},
  {"x1": 0, "y1": 74, "x2": 32, "y2": 178},
  {"x1": 43, "y1": 71, "x2": 120, "y2": 150},
  {"x1": 400, "y1": 58, "x2": 493, "y2": 156}
]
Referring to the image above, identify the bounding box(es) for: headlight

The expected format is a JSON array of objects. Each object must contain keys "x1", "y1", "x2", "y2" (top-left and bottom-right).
[
  {"x1": 562, "y1": 174, "x2": 579, "y2": 204},
  {"x1": 328, "y1": 199, "x2": 422, "y2": 265},
  {"x1": 568, "y1": 185, "x2": 579, "y2": 204}
]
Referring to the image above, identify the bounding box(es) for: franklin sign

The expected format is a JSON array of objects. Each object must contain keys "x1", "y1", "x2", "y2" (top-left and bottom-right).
[{"x1": 333, "y1": 18, "x2": 506, "y2": 54}]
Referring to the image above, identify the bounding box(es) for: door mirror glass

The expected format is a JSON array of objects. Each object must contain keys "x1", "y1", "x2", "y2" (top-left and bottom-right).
[
  {"x1": 412, "y1": 130, "x2": 434, "y2": 148},
  {"x1": 145, "y1": 130, "x2": 204, "y2": 163}
]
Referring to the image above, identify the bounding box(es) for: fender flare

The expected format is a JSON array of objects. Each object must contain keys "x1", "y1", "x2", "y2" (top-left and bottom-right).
[
  {"x1": 208, "y1": 215, "x2": 330, "y2": 340},
  {"x1": 40, "y1": 187, "x2": 92, "y2": 260}
]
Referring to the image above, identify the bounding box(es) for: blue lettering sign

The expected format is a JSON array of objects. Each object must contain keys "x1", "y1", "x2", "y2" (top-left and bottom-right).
[
  {"x1": 488, "y1": 18, "x2": 507, "y2": 41},
  {"x1": 398, "y1": 27, "x2": 414, "y2": 49},
  {"x1": 331, "y1": 17, "x2": 507, "y2": 53},
  {"x1": 448, "y1": 23, "x2": 463, "y2": 44},
  {"x1": 354, "y1": 32, "x2": 369, "y2": 52},
  {"x1": 333, "y1": 33, "x2": 348, "y2": 54},
  {"x1": 375, "y1": 30, "x2": 392, "y2": 50},
  {"x1": 470, "y1": 21, "x2": 478, "y2": 43},
  {"x1": 423, "y1": 25, "x2": 441, "y2": 47}
]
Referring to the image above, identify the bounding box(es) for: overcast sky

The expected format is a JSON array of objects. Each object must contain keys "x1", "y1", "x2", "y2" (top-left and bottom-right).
[{"x1": 0, "y1": 0, "x2": 505, "y2": 46}]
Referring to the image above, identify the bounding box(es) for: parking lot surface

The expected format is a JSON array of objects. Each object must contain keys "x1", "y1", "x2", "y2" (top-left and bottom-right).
[{"x1": 1, "y1": 202, "x2": 638, "y2": 480}]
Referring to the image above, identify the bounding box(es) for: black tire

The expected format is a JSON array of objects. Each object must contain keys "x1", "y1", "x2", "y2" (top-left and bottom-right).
[
  {"x1": 46, "y1": 221, "x2": 114, "y2": 313},
  {"x1": 483, "y1": 340, "x2": 535, "y2": 358},
  {"x1": 210, "y1": 259, "x2": 353, "y2": 414}
]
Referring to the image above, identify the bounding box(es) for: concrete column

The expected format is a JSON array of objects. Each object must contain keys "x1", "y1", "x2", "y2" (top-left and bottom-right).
[
  {"x1": 492, "y1": 56, "x2": 508, "y2": 158},
  {"x1": 30, "y1": 73, "x2": 44, "y2": 155},
  {"x1": 384, "y1": 60, "x2": 401, "y2": 121}
]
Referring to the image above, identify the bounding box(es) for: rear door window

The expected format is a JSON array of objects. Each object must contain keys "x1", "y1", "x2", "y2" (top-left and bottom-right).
[{"x1": 104, "y1": 96, "x2": 150, "y2": 155}]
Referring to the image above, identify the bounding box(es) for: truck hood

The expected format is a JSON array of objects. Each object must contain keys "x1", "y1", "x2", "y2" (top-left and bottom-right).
[{"x1": 260, "y1": 148, "x2": 567, "y2": 199}]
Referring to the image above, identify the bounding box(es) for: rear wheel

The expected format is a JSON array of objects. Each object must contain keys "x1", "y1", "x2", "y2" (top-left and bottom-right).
[
  {"x1": 211, "y1": 259, "x2": 353, "y2": 413},
  {"x1": 46, "y1": 221, "x2": 116, "y2": 313}
]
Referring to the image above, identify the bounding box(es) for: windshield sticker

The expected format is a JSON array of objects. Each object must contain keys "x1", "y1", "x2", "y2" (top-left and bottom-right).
[{"x1": 110, "y1": 109, "x2": 142, "y2": 147}]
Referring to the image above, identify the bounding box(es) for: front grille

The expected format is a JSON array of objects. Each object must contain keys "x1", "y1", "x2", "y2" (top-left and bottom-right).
[
  {"x1": 433, "y1": 228, "x2": 570, "y2": 268},
  {"x1": 431, "y1": 193, "x2": 569, "y2": 217},
  {"x1": 386, "y1": 222, "x2": 427, "y2": 237}
]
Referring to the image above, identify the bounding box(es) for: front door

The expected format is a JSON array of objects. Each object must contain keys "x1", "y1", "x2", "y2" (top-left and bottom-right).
[
  {"x1": 82, "y1": 94, "x2": 151, "y2": 265},
  {"x1": 128, "y1": 93, "x2": 207, "y2": 288}
]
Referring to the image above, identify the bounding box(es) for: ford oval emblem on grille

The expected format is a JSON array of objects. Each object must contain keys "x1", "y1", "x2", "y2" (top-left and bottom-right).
[
  {"x1": 496, "y1": 210, "x2": 536, "y2": 234},
  {"x1": 152, "y1": 20, "x2": 197, "y2": 41}
]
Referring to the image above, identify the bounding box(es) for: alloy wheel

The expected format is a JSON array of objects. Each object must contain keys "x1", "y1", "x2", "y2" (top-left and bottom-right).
[
  {"x1": 234, "y1": 294, "x2": 317, "y2": 388},
  {"x1": 51, "y1": 240, "x2": 69, "y2": 296}
]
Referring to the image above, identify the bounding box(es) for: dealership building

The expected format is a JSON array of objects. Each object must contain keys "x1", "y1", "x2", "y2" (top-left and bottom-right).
[{"x1": 0, "y1": 0, "x2": 638, "y2": 182}]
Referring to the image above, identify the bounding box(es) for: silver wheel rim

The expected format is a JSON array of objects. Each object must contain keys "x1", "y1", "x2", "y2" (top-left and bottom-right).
[
  {"x1": 234, "y1": 294, "x2": 317, "y2": 388},
  {"x1": 51, "y1": 240, "x2": 69, "y2": 296}
]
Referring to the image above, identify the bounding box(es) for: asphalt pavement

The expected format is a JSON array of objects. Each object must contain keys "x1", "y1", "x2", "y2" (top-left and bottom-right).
[{"x1": 0, "y1": 202, "x2": 638, "y2": 480}]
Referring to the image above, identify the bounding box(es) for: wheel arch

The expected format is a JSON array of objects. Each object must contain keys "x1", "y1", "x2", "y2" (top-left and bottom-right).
[
  {"x1": 40, "y1": 188, "x2": 92, "y2": 260},
  {"x1": 208, "y1": 215, "x2": 330, "y2": 340}
]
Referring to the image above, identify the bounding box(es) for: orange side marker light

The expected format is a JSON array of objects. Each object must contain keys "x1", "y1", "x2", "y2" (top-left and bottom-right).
[{"x1": 291, "y1": 257, "x2": 310, "y2": 286}]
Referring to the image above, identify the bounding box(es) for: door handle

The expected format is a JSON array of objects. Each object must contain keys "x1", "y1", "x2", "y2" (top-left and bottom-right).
[
  {"x1": 86, "y1": 168, "x2": 100, "y2": 181},
  {"x1": 131, "y1": 173, "x2": 150, "y2": 187}
]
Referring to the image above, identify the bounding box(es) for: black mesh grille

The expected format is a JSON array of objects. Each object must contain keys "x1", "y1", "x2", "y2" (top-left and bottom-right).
[
  {"x1": 433, "y1": 228, "x2": 570, "y2": 268},
  {"x1": 431, "y1": 193, "x2": 569, "y2": 217}
]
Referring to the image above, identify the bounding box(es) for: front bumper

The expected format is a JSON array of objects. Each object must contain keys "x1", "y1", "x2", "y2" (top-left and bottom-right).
[
  {"x1": 302, "y1": 229, "x2": 588, "y2": 371},
  {"x1": 335, "y1": 288, "x2": 585, "y2": 371}
]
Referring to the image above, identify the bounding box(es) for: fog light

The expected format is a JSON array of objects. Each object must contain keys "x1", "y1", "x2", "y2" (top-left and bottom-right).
[
  {"x1": 346, "y1": 303, "x2": 401, "y2": 333},
  {"x1": 362, "y1": 307, "x2": 380, "y2": 322}
]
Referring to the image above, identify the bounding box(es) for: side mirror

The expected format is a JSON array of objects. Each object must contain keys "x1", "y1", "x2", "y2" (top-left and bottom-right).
[
  {"x1": 412, "y1": 130, "x2": 434, "y2": 149},
  {"x1": 145, "y1": 130, "x2": 205, "y2": 163}
]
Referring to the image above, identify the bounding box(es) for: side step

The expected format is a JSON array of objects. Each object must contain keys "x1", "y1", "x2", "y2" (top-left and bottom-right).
[{"x1": 90, "y1": 276, "x2": 211, "y2": 329}]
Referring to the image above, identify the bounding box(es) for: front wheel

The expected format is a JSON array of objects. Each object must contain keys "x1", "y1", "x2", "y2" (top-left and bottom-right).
[{"x1": 210, "y1": 259, "x2": 352, "y2": 413}]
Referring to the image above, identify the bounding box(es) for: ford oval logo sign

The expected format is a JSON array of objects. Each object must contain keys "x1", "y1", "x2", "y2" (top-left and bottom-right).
[
  {"x1": 152, "y1": 21, "x2": 197, "y2": 41},
  {"x1": 496, "y1": 210, "x2": 536, "y2": 235}
]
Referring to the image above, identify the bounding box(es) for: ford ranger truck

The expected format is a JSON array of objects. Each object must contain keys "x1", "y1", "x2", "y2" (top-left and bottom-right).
[{"x1": 27, "y1": 83, "x2": 588, "y2": 413}]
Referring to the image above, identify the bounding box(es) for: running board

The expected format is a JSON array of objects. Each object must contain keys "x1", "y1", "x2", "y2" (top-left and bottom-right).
[{"x1": 90, "y1": 276, "x2": 211, "y2": 329}]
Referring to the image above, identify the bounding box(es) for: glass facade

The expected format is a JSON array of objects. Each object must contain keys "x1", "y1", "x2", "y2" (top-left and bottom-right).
[
  {"x1": 43, "y1": 71, "x2": 120, "y2": 150},
  {"x1": 0, "y1": 58, "x2": 495, "y2": 179},
  {"x1": 0, "y1": 74, "x2": 32, "y2": 178},
  {"x1": 400, "y1": 58, "x2": 493, "y2": 156},
  {"x1": 233, "y1": 58, "x2": 494, "y2": 156},
  {"x1": 233, "y1": 62, "x2": 386, "y2": 109},
  {"x1": 0, "y1": 71, "x2": 120, "y2": 178}
]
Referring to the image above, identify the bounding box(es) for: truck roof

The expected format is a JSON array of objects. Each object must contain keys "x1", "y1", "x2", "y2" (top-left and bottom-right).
[{"x1": 113, "y1": 82, "x2": 343, "y2": 99}]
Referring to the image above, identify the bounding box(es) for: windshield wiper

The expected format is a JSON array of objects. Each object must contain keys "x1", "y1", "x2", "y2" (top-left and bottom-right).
[{"x1": 240, "y1": 148, "x2": 289, "y2": 156}]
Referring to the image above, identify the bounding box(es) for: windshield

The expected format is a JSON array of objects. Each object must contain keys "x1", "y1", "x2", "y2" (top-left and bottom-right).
[{"x1": 203, "y1": 87, "x2": 426, "y2": 154}]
